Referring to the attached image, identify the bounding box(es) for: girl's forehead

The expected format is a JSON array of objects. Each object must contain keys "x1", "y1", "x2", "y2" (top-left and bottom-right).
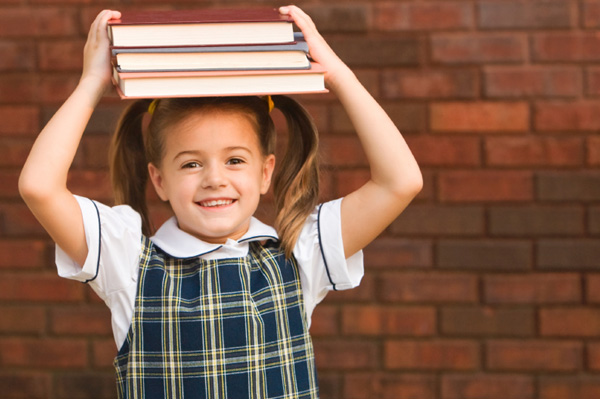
[{"x1": 163, "y1": 110, "x2": 261, "y2": 151}]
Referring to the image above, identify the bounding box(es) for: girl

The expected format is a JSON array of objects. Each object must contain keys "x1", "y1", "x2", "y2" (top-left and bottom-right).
[{"x1": 19, "y1": 6, "x2": 422, "y2": 399}]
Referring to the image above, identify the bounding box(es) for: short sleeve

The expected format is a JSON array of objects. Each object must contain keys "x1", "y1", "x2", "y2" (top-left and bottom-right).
[
  {"x1": 293, "y1": 198, "x2": 364, "y2": 325},
  {"x1": 55, "y1": 195, "x2": 142, "y2": 301}
]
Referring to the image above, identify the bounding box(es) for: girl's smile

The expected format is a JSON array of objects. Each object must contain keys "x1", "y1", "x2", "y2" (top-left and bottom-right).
[{"x1": 148, "y1": 110, "x2": 275, "y2": 244}]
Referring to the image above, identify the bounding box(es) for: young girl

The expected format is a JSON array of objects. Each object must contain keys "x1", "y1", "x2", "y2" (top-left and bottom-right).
[{"x1": 19, "y1": 6, "x2": 422, "y2": 399}]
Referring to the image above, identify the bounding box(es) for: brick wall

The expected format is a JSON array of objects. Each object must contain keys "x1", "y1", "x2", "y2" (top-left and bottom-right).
[{"x1": 1, "y1": 1, "x2": 599, "y2": 398}]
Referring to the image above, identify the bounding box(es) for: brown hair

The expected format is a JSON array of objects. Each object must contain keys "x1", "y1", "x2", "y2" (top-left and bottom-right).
[{"x1": 109, "y1": 96, "x2": 319, "y2": 257}]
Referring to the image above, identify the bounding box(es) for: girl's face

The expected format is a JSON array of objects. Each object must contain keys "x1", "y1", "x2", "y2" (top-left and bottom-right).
[{"x1": 148, "y1": 110, "x2": 275, "y2": 243}]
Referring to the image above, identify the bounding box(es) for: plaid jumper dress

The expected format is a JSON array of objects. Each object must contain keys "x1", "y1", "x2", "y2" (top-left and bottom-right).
[{"x1": 114, "y1": 236, "x2": 320, "y2": 399}]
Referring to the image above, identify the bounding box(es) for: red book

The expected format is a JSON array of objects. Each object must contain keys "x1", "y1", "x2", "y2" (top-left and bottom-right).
[
  {"x1": 108, "y1": 8, "x2": 294, "y2": 48},
  {"x1": 112, "y1": 62, "x2": 327, "y2": 99}
]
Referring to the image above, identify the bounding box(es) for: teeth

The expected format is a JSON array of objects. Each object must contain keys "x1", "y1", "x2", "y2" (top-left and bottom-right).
[{"x1": 200, "y1": 199, "x2": 233, "y2": 207}]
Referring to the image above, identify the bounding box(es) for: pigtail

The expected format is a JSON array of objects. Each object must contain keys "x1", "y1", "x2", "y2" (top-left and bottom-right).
[
  {"x1": 271, "y1": 95, "x2": 320, "y2": 258},
  {"x1": 109, "y1": 99, "x2": 154, "y2": 236}
]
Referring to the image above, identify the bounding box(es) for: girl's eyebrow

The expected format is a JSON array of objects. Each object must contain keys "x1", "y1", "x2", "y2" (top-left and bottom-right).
[{"x1": 172, "y1": 146, "x2": 252, "y2": 161}]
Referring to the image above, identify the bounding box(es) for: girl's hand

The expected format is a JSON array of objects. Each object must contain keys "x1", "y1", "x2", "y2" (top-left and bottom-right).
[
  {"x1": 279, "y1": 5, "x2": 352, "y2": 89},
  {"x1": 80, "y1": 10, "x2": 121, "y2": 93}
]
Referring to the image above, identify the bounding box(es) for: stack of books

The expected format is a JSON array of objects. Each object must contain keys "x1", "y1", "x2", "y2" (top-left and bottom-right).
[{"x1": 108, "y1": 8, "x2": 327, "y2": 98}]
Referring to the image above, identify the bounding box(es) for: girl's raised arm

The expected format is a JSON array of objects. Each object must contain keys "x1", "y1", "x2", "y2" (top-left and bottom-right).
[
  {"x1": 19, "y1": 10, "x2": 121, "y2": 266},
  {"x1": 280, "y1": 6, "x2": 423, "y2": 258}
]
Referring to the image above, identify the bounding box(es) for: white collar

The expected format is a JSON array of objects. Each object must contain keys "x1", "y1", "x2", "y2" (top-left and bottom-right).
[{"x1": 150, "y1": 216, "x2": 278, "y2": 259}]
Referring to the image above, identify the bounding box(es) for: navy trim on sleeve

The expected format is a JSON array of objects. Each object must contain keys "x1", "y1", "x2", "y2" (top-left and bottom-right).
[
  {"x1": 317, "y1": 203, "x2": 337, "y2": 291},
  {"x1": 83, "y1": 199, "x2": 102, "y2": 284}
]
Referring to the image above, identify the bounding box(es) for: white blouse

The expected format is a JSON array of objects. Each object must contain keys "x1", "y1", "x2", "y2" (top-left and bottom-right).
[{"x1": 55, "y1": 196, "x2": 364, "y2": 349}]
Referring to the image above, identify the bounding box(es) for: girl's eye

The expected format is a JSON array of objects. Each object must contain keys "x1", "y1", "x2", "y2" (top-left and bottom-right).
[
  {"x1": 182, "y1": 161, "x2": 200, "y2": 169},
  {"x1": 227, "y1": 158, "x2": 245, "y2": 165}
]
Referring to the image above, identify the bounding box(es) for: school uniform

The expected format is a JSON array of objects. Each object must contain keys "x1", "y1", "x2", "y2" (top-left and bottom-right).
[{"x1": 55, "y1": 196, "x2": 363, "y2": 398}]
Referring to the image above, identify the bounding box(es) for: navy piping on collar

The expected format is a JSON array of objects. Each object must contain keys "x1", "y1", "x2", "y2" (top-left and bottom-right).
[
  {"x1": 317, "y1": 203, "x2": 337, "y2": 291},
  {"x1": 83, "y1": 199, "x2": 101, "y2": 284},
  {"x1": 154, "y1": 244, "x2": 224, "y2": 260}
]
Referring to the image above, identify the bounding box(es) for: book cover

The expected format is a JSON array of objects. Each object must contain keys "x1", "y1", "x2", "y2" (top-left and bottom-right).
[
  {"x1": 108, "y1": 8, "x2": 292, "y2": 26},
  {"x1": 108, "y1": 8, "x2": 295, "y2": 47},
  {"x1": 111, "y1": 36, "x2": 310, "y2": 72},
  {"x1": 112, "y1": 62, "x2": 327, "y2": 99}
]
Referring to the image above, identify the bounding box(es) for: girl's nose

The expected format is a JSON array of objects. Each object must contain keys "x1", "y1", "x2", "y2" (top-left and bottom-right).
[{"x1": 201, "y1": 165, "x2": 227, "y2": 189}]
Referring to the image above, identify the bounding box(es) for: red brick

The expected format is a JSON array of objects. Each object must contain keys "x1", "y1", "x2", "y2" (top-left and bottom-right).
[
  {"x1": 390, "y1": 204, "x2": 484, "y2": 236},
  {"x1": 406, "y1": 136, "x2": 481, "y2": 166},
  {"x1": 0, "y1": 41, "x2": 35, "y2": 72},
  {"x1": 326, "y1": 274, "x2": 376, "y2": 303},
  {"x1": 587, "y1": 342, "x2": 600, "y2": 370},
  {"x1": 313, "y1": 340, "x2": 378, "y2": 370},
  {"x1": 478, "y1": 0, "x2": 575, "y2": 29},
  {"x1": 0, "y1": 337, "x2": 87, "y2": 368},
  {"x1": 489, "y1": 205, "x2": 584, "y2": 236},
  {"x1": 486, "y1": 137, "x2": 583, "y2": 167},
  {"x1": 0, "y1": 203, "x2": 48, "y2": 237},
  {"x1": 0, "y1": 273, "x2": 85, "y2": 302},
  {"x1": 438, "y1": 239, "x2": 531, "y2": 270},
  {"x1": 587, "y1": 274, "x2": 600, "y2": 303},
  {"x1": 363, "y1": 238, "x2": 432, "y2": 268},
  {"x1": 38, "y1": 40, "x2": 85, "y2": 71},
  {"x1": 382, "y1": 69, "x2": 478, "y2": 99},
  {"x1": 538, "y1": 239, "x2": 600, "y2": 269},
  {"x1": 309, "y1": 305, "x2": 339, "y2": 337},
  {"x1": 485, "y1": 273, "x2": 581, "y2": 304},
  {"x1": 589, "y1": 136, "x2": 600, "y2": 165},
  {"x1": 301, "y1": 4, "x2": 370, "y2": 33},
  {"x1": 0, "y1": 8, "x2": 78, "y2": 37},
  {"x1": 92, "y1": 338, "x2": 117, "y2": 368},
  {"x1": 589, "y1": 207, "x2": 600, "y2": 235},
  {"x1": 486, "y1": 340, "x2": 582, "y2": 371},
  {"x1": 331, "y1": 102, "x2": 427, "y2": 133},
  {"x1": 0, "y1": 305, "x2": 46, "y2": 334},
  {"x1": 536, "y1": 101, "x2": 600, "y2": 131},
  {"x1": 584, "y1": 0, "x2": 600, "y2": 27},
  {"x1": 385, "y1": 339, "x2": 479, "y2": 370},
  {"x1": 540, "y1": 308, "x2": 600, "y2": 337},
  {"x1": 442, "y1": 306, "x2": 534, "y2": 336},
  {"x1": 344, "y1": 372, "x2": 436, "y2": 399},
  {"x1": 0, "y1": 138, "x2": 36, "y2": 167},
  {"x1": 0, "y1": 372, "x2": 50, "y2": 399},
  {"x1": 0, "y1": 106, "x2": 39, "y2": 135},
  {"x1": 38, "y1": 74, "x2": 80, "y2": 104},
  {"x1": 431, "y1": 102, "x2": 529, "y2": 133},
  {"x1": 484, "y1": 66, "x2": 581, "y2": 98},
  {"x1": 533, "y1": 33, "x2": 600, "y2": 62},
  {"x1": 536, "y1": 172, "x2": 600, "y2": 201},
  {"x1": 333, "y1": 169, "x2": 433, "y2": 203},
  {"x1": 0, "y1": 170, "x2": 22, "y2": 199},
  {"x1": 0, "y1": 74, "x2": 38, "y2": 103},
  {"x1": 442, "y1": 373, "x2": 534, "y2": 399},
  {"x1": 320, "y1": 136, "x2": 367, "y2": 167},
  {"x1": 342, "y1": 305, "x2": 436, "y2": 336},
  {"x1": 431, "y1": 34, "x2": 526, "y2": 64},
  {"x1": 540, "y1": 376, "x2": 600, "y2": 399},
  {"x1": 379, "y1": 272, "x2": 478, "y2": 303},
  {"x1": 54, "y1": 372, "x2": 117, "y2": 399},
  {"x1": 51, "y1": 306, "x2": 112, "y2": 335},
  {"x1": 0, "y1": 240, "x2": 47, "y2": 269},
  {"x1": 438, "y1": 170, "x2": 533, "y2": 202},
  {"x1": 374, "y1": 2, "x2": 473, "y2": 31},
  {"x1": 328, "y1": 37, "x2": 420, "y2": 67},
  {"x1": 332, "y1": 169, "x2": 368, "y2": 197},
  {"x1": 67, "y1": 170, "x2": 113, "y2": 202}
]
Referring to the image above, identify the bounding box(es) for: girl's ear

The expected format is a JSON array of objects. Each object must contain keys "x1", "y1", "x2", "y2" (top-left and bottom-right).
[
  {"x1": 147, "y1": 163, "x2": 169, "y2": 202},
  {"x1": 260, "y1": 154, "x2": 276, "y2": 195}
]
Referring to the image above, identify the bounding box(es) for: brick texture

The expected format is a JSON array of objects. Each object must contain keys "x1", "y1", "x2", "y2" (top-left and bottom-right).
[{"x1": 5, "y1": 1, "x2": 600, "y2": 398}]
